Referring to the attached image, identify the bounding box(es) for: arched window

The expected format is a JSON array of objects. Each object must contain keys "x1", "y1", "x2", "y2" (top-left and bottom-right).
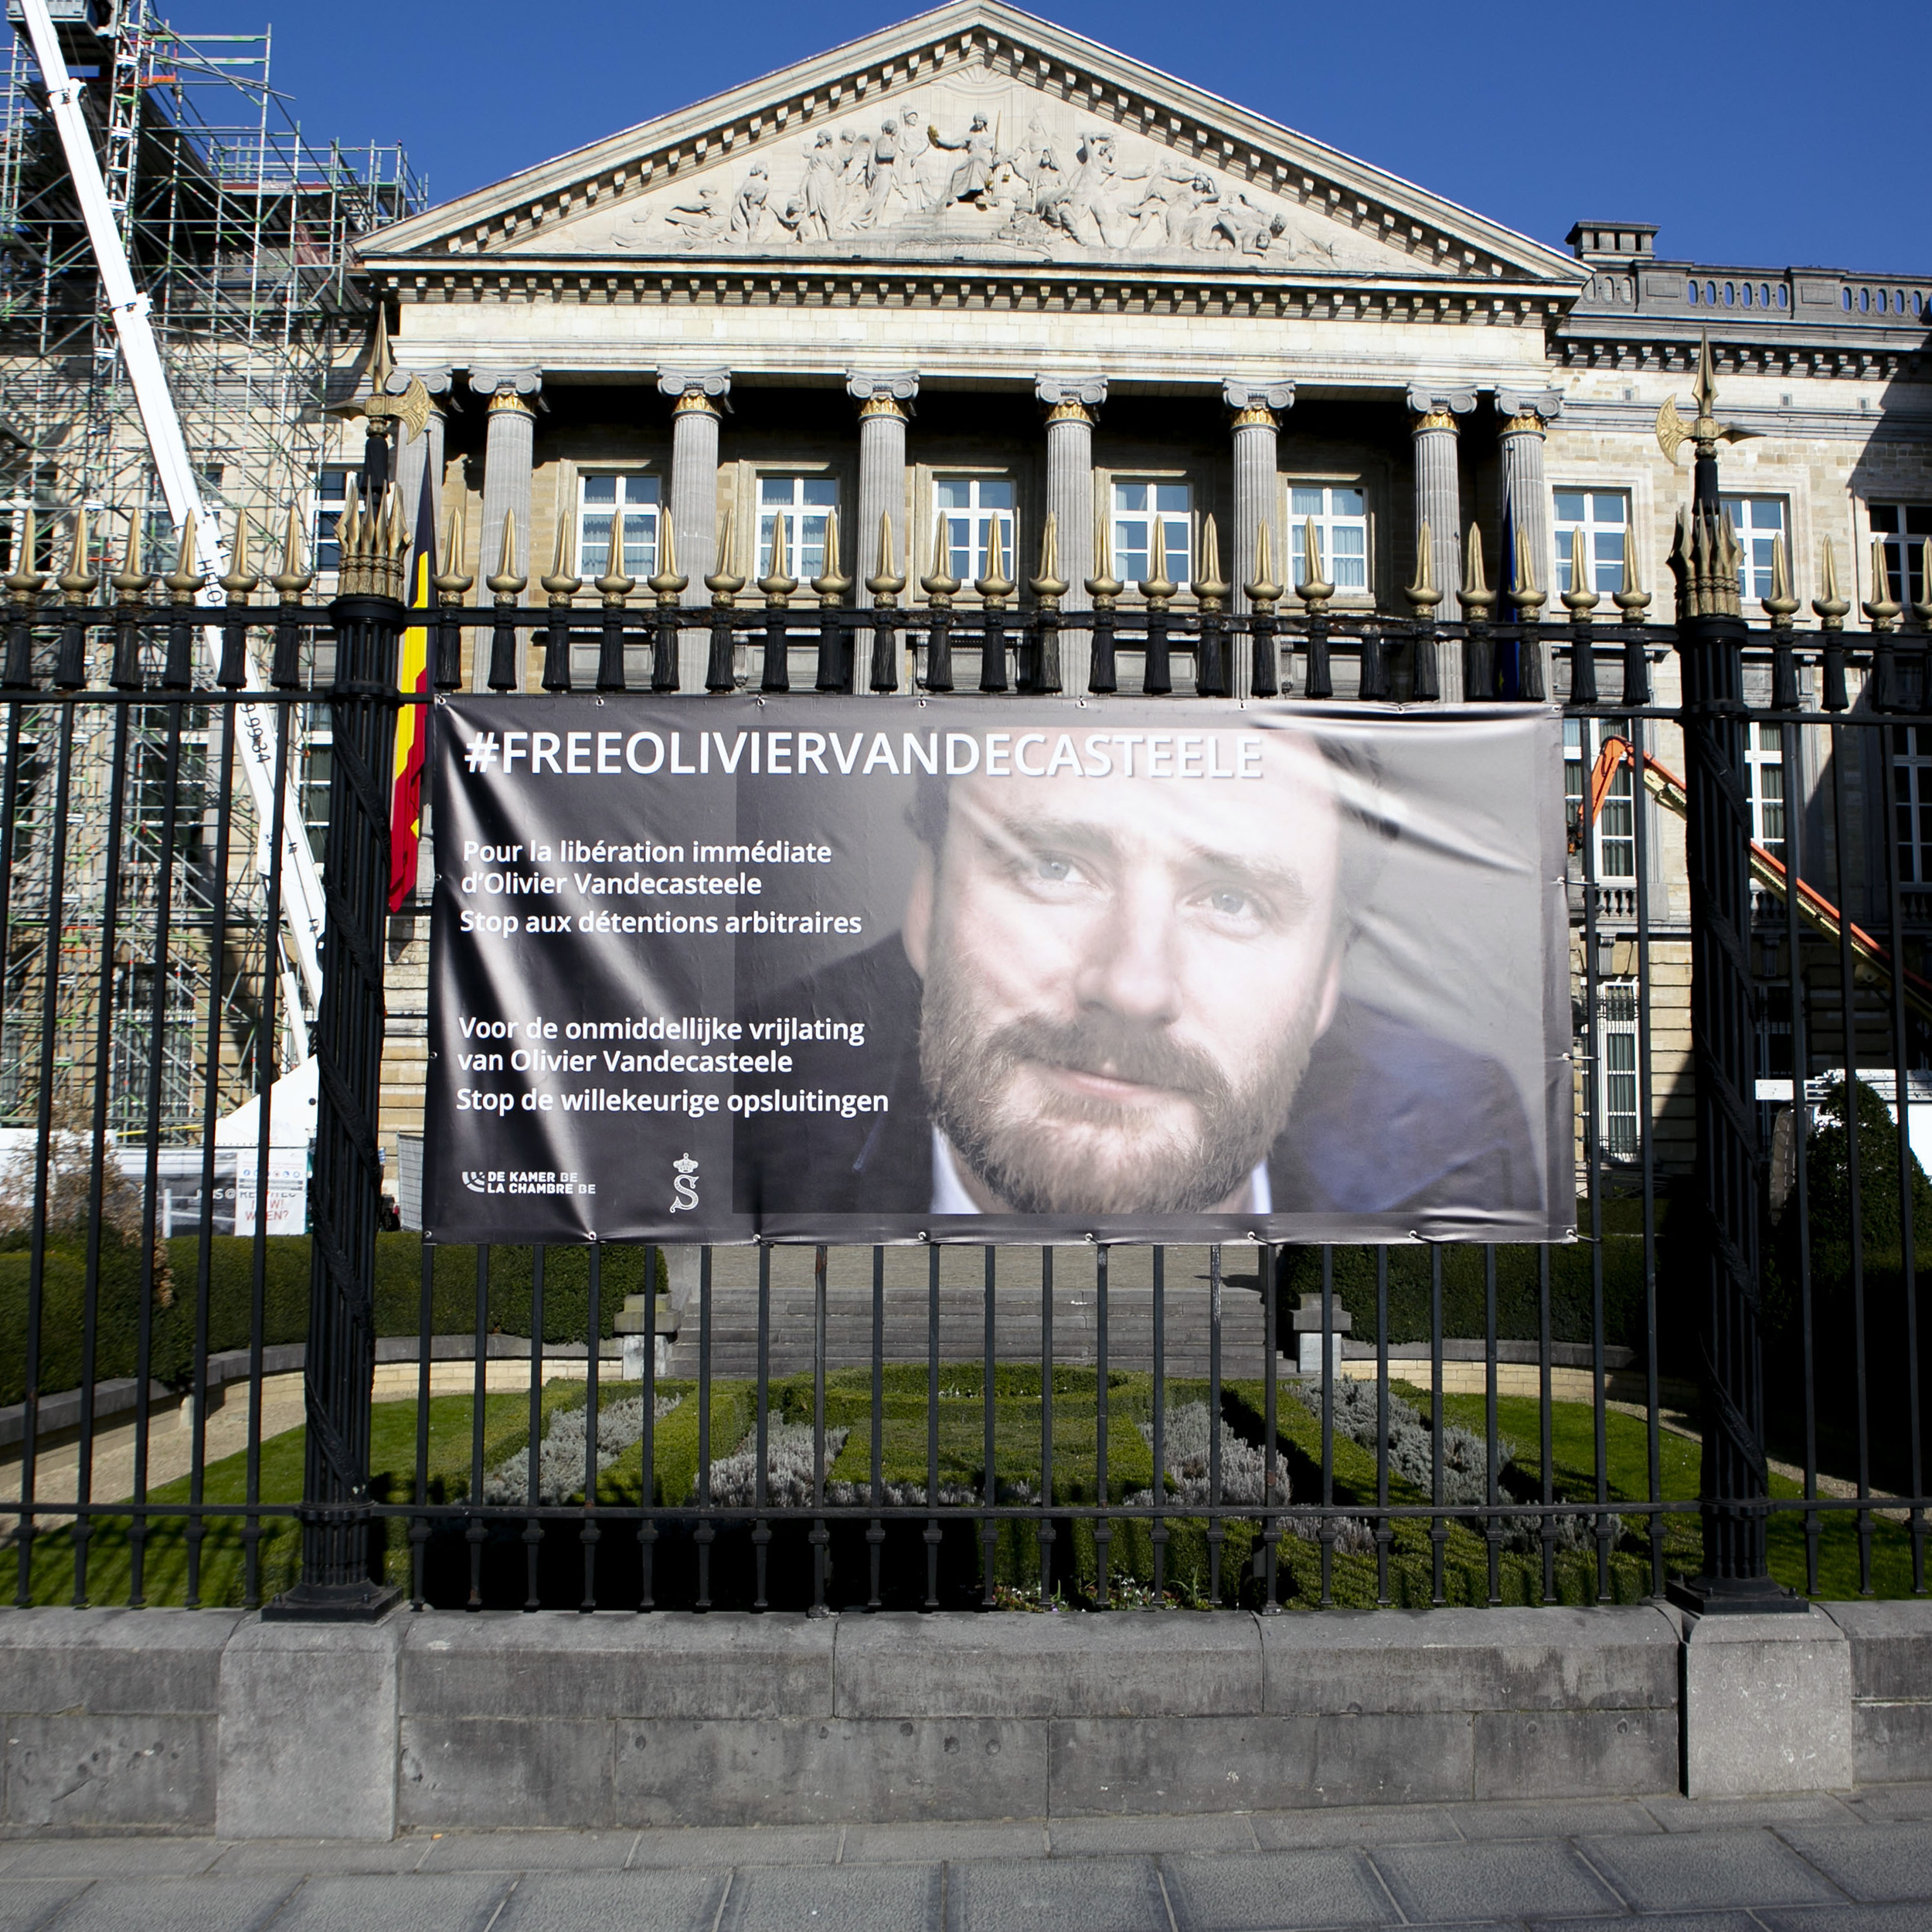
[
  {"x1": 1688, "y1": 280, "x2": 1701, "y2": 304},
  {"x1": 1724, "y1": 282, "x2": 1736, "y2": 306}
]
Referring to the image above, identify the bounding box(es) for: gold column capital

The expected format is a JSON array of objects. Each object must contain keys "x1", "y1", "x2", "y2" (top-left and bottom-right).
[
  {"x1": 1045, "y1": 397, "x2": 1094, "y2": 427},
  {"x1": 486, "y1": 388, "x2": 535, "y2": 420},
  {"x1": 858, "y1": 393, "x2": 907, "y2": 422},
  {"x1": 1230, "y1": 403, "x2": 1279, "y2": 431},
  {"x1": 1501, "y1": 410, "x2": 1548, "y2": 438},
  {"x1": 672, "y1": 388, "x2": 722, "y2": 420},
  {"x1": 1412, "y1": 407, "x2": 1458, "y2": 432}
]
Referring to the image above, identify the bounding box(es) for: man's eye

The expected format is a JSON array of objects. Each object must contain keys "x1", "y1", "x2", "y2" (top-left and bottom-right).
[
  {"x1": 1030, "y1": 855, "x2": 1078, "y2": 884},
  {"x1": 1206, "y1": 888, "x2": 1250, "y2": 917}
]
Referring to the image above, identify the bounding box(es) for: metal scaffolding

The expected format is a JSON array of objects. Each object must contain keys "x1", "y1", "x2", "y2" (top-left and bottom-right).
[{"x1": 0, "y1": 0, "x2": 426, "y2": 1145}]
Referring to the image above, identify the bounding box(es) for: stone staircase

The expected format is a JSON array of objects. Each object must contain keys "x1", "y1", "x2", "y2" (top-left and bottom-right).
[{"x1": 652, "y1": 1244, "x2": 1287, "y2": 1379}]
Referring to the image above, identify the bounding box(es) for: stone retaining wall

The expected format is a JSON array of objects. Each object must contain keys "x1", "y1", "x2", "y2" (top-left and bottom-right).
[{"x1": 0, "y1": 1600, "x2": 1923, "y2": 1839}]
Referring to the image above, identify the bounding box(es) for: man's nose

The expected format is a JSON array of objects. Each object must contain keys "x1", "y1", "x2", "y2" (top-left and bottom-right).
[{"x1": 1073, "y1": 887, "x2": 1183, "y2": 1026}]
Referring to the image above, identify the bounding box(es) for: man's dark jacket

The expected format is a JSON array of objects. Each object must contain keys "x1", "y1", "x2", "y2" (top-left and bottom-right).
[{"x1": 734, "y1": 937, "x2": 1543, "y2": 1219}]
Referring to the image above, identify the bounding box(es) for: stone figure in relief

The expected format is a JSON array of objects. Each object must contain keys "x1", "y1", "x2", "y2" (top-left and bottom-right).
[
  {"x1": 664, "y1": 183, "x2": 726, "y2": 243},
  {"x1": 1123, "y1": 167, "x2": 1218, "y2": 249},
  {"x1": 899, "y1": 109, "x2": 944, "y2": 213},
  {"x1": 1204, "y1": 190, "x2": 1288, "y2": 257},
  {"x1": 729, "y1": 165, "x2": 773, "y2": 242},
  {"x1": 856, "y1": 119, "x2": 901, "y2": 229},
  {"x1": 930, "y1": 113, "x2": 998, "y2": 208},
  {"x1": 785, "y1": 131, "x2": 838, "y2": 241}
]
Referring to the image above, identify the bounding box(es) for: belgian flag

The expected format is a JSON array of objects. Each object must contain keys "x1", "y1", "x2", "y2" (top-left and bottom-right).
[{"x1": 388, "y1": 464, "x2": 436, "y2": 912}]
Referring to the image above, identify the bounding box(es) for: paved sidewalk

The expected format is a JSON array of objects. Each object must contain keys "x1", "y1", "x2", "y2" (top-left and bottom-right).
[{"x1": 2, "y1": 1785, "x2": 1928, "y2": 1931}]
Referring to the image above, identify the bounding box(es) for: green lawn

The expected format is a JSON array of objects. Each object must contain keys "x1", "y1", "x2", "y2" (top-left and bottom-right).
[{"x1": 10, "y1": 1371, "x2": 1922, "y2": 1608}]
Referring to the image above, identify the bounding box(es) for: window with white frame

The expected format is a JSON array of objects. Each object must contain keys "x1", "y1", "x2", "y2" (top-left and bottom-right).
[
  {"x1": 1596, "y1": 979, "x2": 1641, "y2": 1159},
  {"x1": 1745, "y1": 722, "x2": 1787, "y2": 862},
  {"x1": 1718, "y1": 495, "x2": 1787, "y2": 605},
  {"x1": 313, "y1": 467, "x2": 352, "y2": 573},
  {"x1": 1111, "y1": 480, "x2": 1192, "y2": 587},
  {"x1": 1553, "y1": 489, "x2": 1628, "y2": 595},
  {"x1": 1869, "y1": 503, "x2": 1932, "y2": 609},
  {"x1": 1287, "y1": 484, "x2": 1368, "y2": 592},
  {"x1": 1564, "y1": 716, "x2": 1638, "y2": 884},
  {"x1": 575, "y1": 473, "x2": 658, "y2": 580},
  {"x1": 1893, "y1": 724, "x2": 1932, "y2": 885},
  {"x1": 758, "y1": 474, "x2": 838, "y2": 580},
  {"x1": 934, "y1": 475, "x2": 1015, "y2": 584}
]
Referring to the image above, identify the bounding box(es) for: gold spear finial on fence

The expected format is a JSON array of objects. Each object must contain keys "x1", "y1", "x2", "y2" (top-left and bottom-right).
[
  {"x1": 5, "y1": 508, "x2": 43, "y2": 604},
  {"x1": 648, "y1": 510, "x2": 688, "y2": 604},
  {"x1": 485, "y1": 508, "x2": 526, "y2": 600},
  {"x1": 1457, "y1": 521, "x2": 1495, "y2": 619},
  {"x1": 1864, "y1": 536, "x2": 1903, "y2": 632},
  {"x1": 811, "y1": 508, "x2": 851, "y2": 606},
  {"x1": 1915, "y1": 539, "x2": 1932, "y2": 630},
  {"x1": 1245, "y1": 521, "x2": 1281, "y2": 608},
  {"x1": 218, "y1": 506, "x2": 258, "y2": 603},
  {"x1": 1294, "y1": 515, "x2": 1332, "y2": 612},
  {"x1": 271, "y1": 502, "x2": 311, "y2": 601},
  {"x1": 706, "y1": 504, "x2": 745, "y2": 605},
  {"x1": 1612, "y1": 536, "x2": 1651, "y2": 624},
  {"x1": 1029, "y1": 509, "x2": 1068, "y2": 604},
  {"x1": 1085, "y1": 500, "x2": 1121, "y2": 606},
  {"x1": 1404, "y1": 519, "x2": 1442, "y2": 614},
  {"x1": 920, "y1": 512, "x2": 960, "y2": 605},
  {"x1": 594, "y1": 507, "x2": 635, "y2": 607},
  {"x1": 1760, "y1": 532, "x2": 1798, "y2": 625},
  {"x1": 110, "y1": 510, "x2": 155, "y2": 604},
  {"x1": 866, "y1": 511, "x2": 906, "y2": 604},
  {"x1": 434, "y1": 495, "x2": 473, "y2": 603},
  {"x1": 975, "y1": 509, "x2": 1013, "y2": 606},
  {"x1": 1812, "y1": 534, "x2": 1849, "y2": 631},
  {"x1": 757, "y1": 501, "x2": 798, "y2": 605},
  {"x1": 1508, "y1": 528, "x2": 1546, "y2": 617},
  {"x1": 1560, "y1": 536, "x2": 1597, "y2": 618},
  {"x1": 540, "y1": 482, "x2": 579, "y2": 602},
  {"x1": 1138, "y1": 518, "x2": 1177, "y2": 608},
  {"x1": 1190, "y1": 512, "x2": 1228, "y2": 610},
  {"x1": 163, "y1": 511, "x2": 203, "y2": 605}
]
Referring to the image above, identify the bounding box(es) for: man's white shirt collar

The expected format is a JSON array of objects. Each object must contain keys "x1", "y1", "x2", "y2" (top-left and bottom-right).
[{"x1": 930, "y1": 1129, "x2": 1271, "y2": 1216}]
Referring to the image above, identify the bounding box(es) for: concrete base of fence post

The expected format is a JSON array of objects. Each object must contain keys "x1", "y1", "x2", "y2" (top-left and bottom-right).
[
  {"x1": 1679, "y1": 1605, "x2": 1854, "y2": 1798},
  {"x1": 216, "y1": 1609, "x2": 403, "y2": 1840}
]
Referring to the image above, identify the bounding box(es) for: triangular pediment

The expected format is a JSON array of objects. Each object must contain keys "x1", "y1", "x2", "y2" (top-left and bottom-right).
[{"x1": 369, "y1": 4, "x2": 1580, "y2": 287}]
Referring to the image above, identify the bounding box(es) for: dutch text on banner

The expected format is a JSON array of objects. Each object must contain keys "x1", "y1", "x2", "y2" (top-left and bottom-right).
[{"x1": 422, "y1": 696, "x2": 1574, "y2": 1247}]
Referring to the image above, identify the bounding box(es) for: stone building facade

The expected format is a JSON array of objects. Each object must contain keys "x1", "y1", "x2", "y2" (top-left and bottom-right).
[{"x1": 347, "y1": 2, "x2": 1932, "y2": 1192}]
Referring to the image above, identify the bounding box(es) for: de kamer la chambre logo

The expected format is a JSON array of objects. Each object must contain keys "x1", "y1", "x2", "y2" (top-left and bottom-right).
[{"x1": 460, "y1": 1169, "x2": 596, "y2": 1198}]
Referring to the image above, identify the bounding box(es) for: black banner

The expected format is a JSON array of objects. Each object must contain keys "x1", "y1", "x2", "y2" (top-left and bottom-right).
[{"x1": 423, "y1": 696, "x2": 1572, "y2": 1246}]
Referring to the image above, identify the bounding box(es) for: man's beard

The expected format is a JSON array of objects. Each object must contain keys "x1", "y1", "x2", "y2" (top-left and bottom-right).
[{"x1": 919, "y1": 957, "x2": 1321, "y2": 1216}]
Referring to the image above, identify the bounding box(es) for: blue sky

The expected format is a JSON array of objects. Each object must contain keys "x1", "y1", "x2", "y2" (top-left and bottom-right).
[{"x1": 181, "y1": 0, "x2": 1926, "y2": 272}]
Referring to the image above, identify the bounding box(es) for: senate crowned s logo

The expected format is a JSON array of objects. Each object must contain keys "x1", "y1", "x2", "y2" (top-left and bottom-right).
[{"x1": 669, "y1": 1151, "x2": 700, "y2": 1214}]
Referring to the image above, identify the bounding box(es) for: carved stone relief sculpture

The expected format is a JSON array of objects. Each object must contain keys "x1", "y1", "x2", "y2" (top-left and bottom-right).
[{"x1": 599, "y1": 83, "x2": 1410, "y2": 268}]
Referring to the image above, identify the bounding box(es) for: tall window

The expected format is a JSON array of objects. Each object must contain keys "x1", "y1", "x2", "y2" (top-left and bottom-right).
[
  {"x1": 934, "y1": 475, "x2": 1015, "y2": 583},
  {"x1": 1553, "y1": 490, "x2": 1628, "y2": 594},
  {"x1": 1718, "y1": 495, "x2": 1787, "y2": 604},
  {"x1": 1745, "y1": 723, "x2": 1786, "y2": 861},
  {"x1": 1288, "y1": 484, "x2": 1368, "y2": 591},
  {"x1": 758, "y1": 474, "x2": 838, "y2": 580},
  {"x1": 1111, "y1": 480, "x2": 1192, "y2": 587},
  {"x1": 1596, "y1": 979, "x2": 1641, "y2": 1159},
  {"x1": 313, "y1": 467, "x2": 352, "y2": 573},
  {"x1": 1564, "y1": 717, "x2": 1638, "y2": 884},
  {"x1": 1894, "y1": 724, "x2": 1932, "y2": 885},
  {"x1": 1869, "y1": 502, "x2": 1932, "y2": 608},
  {"x1": 575, "y1": 473, "x2": 658, "y2": 579}
]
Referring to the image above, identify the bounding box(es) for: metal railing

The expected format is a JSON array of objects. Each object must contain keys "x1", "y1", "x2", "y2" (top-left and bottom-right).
[{"x1": 0, "y1": 549, "x2": 1926, "y2": 1617}]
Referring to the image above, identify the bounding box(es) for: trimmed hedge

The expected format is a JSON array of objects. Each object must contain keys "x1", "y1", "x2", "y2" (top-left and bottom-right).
[
  {"x1": 0, "y1": 1231, "x2": 667, "y2": 1406},
  {"x1": 1276, "y1": 1193, "x2": 1670, "y2": 1359}
]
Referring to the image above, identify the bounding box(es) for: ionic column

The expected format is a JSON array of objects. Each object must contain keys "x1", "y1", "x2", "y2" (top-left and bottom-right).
[
  {"x1": 1406, "y1": 385, "x2": 1477, "y2": 701},
  {"x1": 1036, "y1": 375, "x2": 1106, "y2": 692},
  {"x1": 849, "y1": 372, "x2": 917, "y2": 588},
  {"x1": 660, "y1": 368, "x2": 731, "y2": 613},
  {"x1": 388, "y1": 365, "x2": 454, "y2": 571},
  {"x1": 1496, "y1": 386, "x2": 1563, "y2": 611},
  {"x1": 1223, "y1": 379, "x2": 1294, "y2": 618}
]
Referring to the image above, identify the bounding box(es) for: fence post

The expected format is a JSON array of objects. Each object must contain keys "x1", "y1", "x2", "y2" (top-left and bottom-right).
[
  {"x1": 267, "y1": 585, "x2": 405, "y2": 1617},
  {"x1": 1668, "y1": 341, "x2": 1799, "y2": 1611}
]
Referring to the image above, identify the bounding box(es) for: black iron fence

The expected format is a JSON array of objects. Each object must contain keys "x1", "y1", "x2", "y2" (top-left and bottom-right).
[{"x1": 0, "y1": 544, "x2": 1927, "y2": 1616}]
